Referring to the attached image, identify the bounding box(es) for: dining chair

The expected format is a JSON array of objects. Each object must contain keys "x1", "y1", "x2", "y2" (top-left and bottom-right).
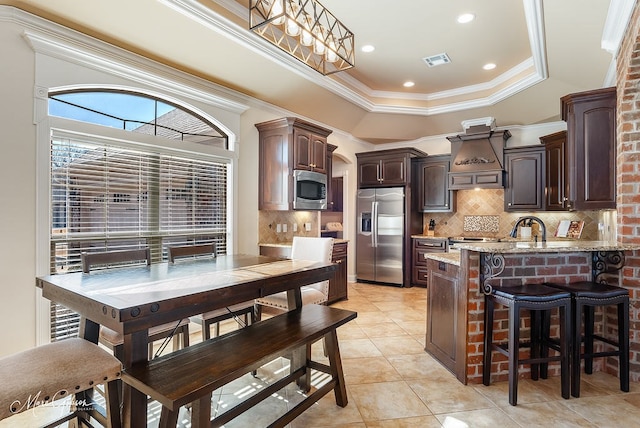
[
  {"x1": 0, "y1": 338, "x2": 122, "y2": 427},
  {"x1": 81, "y1": 248, "x2": 190, "y2": 359},
  {"x1": 254, "y1": 237, "x2": 334, "y2": 320},
  {"x1": 168, "y1": 243, "x2": 256, "y2": 340}
]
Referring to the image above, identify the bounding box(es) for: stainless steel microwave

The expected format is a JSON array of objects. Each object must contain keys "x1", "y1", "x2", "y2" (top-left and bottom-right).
[{"x1": 293, "y1": 170, "x2": 327, "y2": 210}]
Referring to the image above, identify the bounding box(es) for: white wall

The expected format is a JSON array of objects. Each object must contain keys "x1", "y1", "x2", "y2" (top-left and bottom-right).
[{"x1": 0, "y1": 19, "x2": 38, "y2": 355}]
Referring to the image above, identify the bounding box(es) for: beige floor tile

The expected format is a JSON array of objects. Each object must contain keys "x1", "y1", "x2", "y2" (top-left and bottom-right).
[
  {"x1": 386, "y1": 353, "x2": 453, "y2": 380},
  {"x1": 560, "y1": 394, "x2": 640, "y2": 426},
  {"x1": 352, "y1": 311, "x2": 393, "y2": 325},
  {"x1": 339, "y1": 338, "x2": 384, "y2": 358},
  {"x1": 371, "y1": 336, "x2": 426, "y2": 356},
  {"x1": 435, "y1": 408, "x2": 521, "y2": 428},
  {"x1": 289, "y1": 389, "x2": 365, "y2": 427},
  {"x1": 359, "y1": 321, "x2": 409, "y2": 338},
  {"x1": 474, "y1": 377, "x2": 563, "y2": 406},
  {"x1": 349, "y1": 381, "x2": 432, "y2": 421},
  {"x1": 342, "y1": 356, "x2": 402, "y2": 384},
  {"x1": 365, "y1": 415, "x2": 443, "y2": 427},
  {"x1": 336, "y1": 322, "x2": 369, "y2": 340},
  {"x1": 386, "y1": 308, "x2": 426, "y2": 323},
  {"x1": 400, "y1": 320, "x2": 427, "y2": 336},
  {"x1": 408, "y1": 377, "x2": 498, "y2": 414},
  {"x1": 500, "y1": 400, "x2": 598, "y2": 427}
]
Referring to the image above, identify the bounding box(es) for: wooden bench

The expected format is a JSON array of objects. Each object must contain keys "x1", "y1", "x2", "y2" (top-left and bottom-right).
[{"x1": 121, "y1": 304, "x2": 357, "y2": 427}]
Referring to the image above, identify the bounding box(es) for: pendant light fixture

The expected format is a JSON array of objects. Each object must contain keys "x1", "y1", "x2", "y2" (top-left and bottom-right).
[{"x1": 249, "y1": 0, "x2": 355, "y2": 75}]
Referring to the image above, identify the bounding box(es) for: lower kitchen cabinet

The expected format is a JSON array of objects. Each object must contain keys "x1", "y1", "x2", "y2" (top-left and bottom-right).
[
  {"x1": 412, "y1": 238, "x2": 447, "y2": 287},
  {"x1": 426, "y1": 259, "x2": 466, "y2": 382},
  {"x1": 328, "y1": 241, "x2": 348, "y2": 304}
]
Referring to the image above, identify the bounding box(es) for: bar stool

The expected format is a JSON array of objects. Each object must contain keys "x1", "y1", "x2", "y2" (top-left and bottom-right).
[
  {"x1": 544, "y1": 281, "x2": 630, "y2": 397},
  {"x1": 0, "y1": 338, "x2": 122, "y2": 427},
  {"x1": 483, "y1": 283, "x2": 571, "y2": 405}
]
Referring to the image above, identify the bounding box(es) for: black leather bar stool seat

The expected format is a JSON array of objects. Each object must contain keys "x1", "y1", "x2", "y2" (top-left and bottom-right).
[
  {"x1": 483, "y1": 283, "x2": 572, "y2": 405},
  {"x1": 544, "y1": 281, "x2": 629, "y2": 397}
]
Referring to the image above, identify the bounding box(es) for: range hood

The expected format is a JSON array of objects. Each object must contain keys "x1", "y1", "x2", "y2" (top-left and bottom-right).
[{"x1": 446, "y1": 120, "x2": 511, "y2": 190}]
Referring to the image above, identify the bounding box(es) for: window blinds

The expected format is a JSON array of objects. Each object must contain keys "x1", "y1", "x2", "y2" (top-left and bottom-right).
[{"x1": 49, "y1": 134, "x2": 228, "y2": 340}]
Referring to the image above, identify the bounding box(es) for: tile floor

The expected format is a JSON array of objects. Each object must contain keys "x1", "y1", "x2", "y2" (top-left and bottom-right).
[
  {"x1": 172, "y1": 281, "x2": 640, "y2": 427},
  {"x1": 8, "y1": 281, "x2": 640, "y2": 427}
]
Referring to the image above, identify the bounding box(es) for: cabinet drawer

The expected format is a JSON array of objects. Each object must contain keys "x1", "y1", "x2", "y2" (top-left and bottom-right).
[
  {"x1": 413, "y1": 267, "x2": 428, "y2": 286},
  {"x1": 332, "y1": 242, "x2": 347, "y2": 260},
  {"x1": 414, "y1": 239, "x2": 447, "y2": 250}
]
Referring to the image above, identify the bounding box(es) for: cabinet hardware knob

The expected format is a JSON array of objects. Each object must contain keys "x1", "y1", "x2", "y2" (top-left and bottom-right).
[{"x1": 508, "y1": 203, "x2": 512, "y2": 206}]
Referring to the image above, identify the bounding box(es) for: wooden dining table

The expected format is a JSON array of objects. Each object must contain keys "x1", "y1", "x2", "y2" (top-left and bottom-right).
[{"x1": 36, "y1": 254, "x2": 338, "y2": 427}]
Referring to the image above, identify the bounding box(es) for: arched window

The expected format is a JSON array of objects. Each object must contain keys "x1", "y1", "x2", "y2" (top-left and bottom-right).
[
  {"x1": 49, "y1": 89, "x2": 229, "y2": 149},
  {"x1": 48, "y1": 89, "x2": 230, "y2": 340}
]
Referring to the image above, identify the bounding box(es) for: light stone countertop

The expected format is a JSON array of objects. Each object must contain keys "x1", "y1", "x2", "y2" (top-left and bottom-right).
[
  {"x1": 452, "y1": 240, "x2": 640, "y2": 253},
  {"x1": 424, "y1": 252, "x2": 461, "y2": 266}
]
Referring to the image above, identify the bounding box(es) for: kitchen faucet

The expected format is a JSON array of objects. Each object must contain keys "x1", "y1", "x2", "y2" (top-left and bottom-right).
[{"x1": 509, "y1": 216, "x2": 547, "y2": 242}]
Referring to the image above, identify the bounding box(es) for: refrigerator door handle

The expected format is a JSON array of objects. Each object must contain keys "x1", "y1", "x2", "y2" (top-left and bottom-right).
[{"x1": 372, "y1": 201, "x2": 378, "y2": 247}]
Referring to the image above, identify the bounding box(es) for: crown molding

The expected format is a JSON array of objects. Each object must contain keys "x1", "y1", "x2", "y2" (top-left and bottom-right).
[
  {"x1": 202, "y1": 0, "x2": 549, "y2": 116},
  {"x1": 602, "y1": 0, "x2": 635, "y2": 57},
  {"x1": 1, "y1": 6, "x2": 249, "y2": 115}
]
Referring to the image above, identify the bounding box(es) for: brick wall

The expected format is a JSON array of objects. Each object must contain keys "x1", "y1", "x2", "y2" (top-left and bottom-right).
[
  {"x1": 466, "y1": 251, "x2": 593, "y2": 384},
  {"x1": 617, "y1": 1, "x2": 640, "y2": 382}
]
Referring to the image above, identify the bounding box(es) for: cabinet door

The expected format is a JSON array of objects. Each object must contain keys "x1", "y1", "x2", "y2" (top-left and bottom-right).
[
  {"x1": 358, "y1": 160, "x2": 381, "y2": 187},
  {"x1": 426, "y1": 260, "x2": 459, "y2": 375},
  {"x1": 311, "y1": 134, "x2": 327, "y2": 173},
  {"x1": 258, "y1": 128, "x2": 291, "y2": 210},
  {"x1": 293, "y1": 128, "x2": 327, "y2": 173},
  {"x1": 330, "y1": 177, "x2": 343, "y2": 212},
  {"x1": 542, "y1": 132, "x2": 568, "y2": 210},
  {"x1": 415, "y1": 157, "x2": 453, "y2": 212},
  {"x1": 327, "y1": 242, "x2": 347, "y2": 303},
  {"x1": 562, "y1": 87, "x2": 616, "y2": 210},
  {"x1": 504, "y1": 147, "x2": 544, "y2": 211},
  {"x1": 379, "y1": 156, "x2": 407, "y2": 185}
]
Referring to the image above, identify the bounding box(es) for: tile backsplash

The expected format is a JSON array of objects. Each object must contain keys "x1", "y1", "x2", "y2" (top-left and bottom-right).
[
  {"x1": 422, "y1": 189, "x2": 602, "y2": 240},
  {"x1": 258, "y1": 210, "x2": 320, "y2": 244}
]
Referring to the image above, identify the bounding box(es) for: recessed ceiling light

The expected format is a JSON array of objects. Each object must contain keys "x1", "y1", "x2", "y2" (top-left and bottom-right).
[
  {"x1": 403, "y1": 81, "x2": 415, "y2": 88},
  {"x1": 457, "y1": 13, "x2": 475, "y2": 24},
  {"x1": 361, "y1": 45, "x2": 375, "y2": 53},
  {"x1": 483, "y1": 63, "x2": 496, "y2": 70}
]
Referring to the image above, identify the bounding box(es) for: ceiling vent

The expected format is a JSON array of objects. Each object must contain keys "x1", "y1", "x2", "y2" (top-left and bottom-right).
[{"x1": 423, "y1": 53, "x2": 451, "y2": 67}]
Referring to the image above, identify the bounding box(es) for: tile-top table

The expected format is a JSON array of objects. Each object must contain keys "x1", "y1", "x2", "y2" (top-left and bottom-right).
[{"x1": 37, "y1": 254, "x2": 337, "y2": 427}]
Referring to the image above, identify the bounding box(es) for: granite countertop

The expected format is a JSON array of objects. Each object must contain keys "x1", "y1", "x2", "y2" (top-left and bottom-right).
[
  {"x1": 424, "y1": 252, "x2": 461, "y2": 266},
  {"x1": 411, "y1": 235, "x2": 448, "y2": 239},
  {"x1": 453, "y1": 240, "x2": 640, "y2": 253}
]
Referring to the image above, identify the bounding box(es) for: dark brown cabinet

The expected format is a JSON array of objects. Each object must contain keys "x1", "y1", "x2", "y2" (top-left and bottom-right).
[
  {"x1": 541, "y1": 131, "x2": 568, "y2": 210},
  {"x1": 504, "y1": 146, "x2": 545, "y2": 211},
  {"x1": 559, "y1": 87, "x2": 617, "y2": 210},
  {"x1": 256, "y1": 117, "x2": 332, "y2": 211},
  {"x1": 426, "y1": 259, "x2": 465, "y2": 382},
  {"x1": 413, "y1": 155, "x2": 454, "y2": 212},
  {"x1": 411, "y1": 238, "x2": 447, "y2": 287},
  {"x1": 330, "y1": 177, "x2": 343, "y2": 212},
  {"x1": 328, "y1": 241, "x2": 348, "y2": 303},
  {"x1": 356, "y1": 148, "x2": 426, "y2": 187},
  {"x1": 293, "y1": 126, "x2": 329, "y2": 174}
]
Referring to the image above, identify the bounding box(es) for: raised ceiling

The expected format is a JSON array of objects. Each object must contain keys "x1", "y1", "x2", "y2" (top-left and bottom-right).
[{"x1": 4, "y1": 0, "x2": 628, "y2": 143}]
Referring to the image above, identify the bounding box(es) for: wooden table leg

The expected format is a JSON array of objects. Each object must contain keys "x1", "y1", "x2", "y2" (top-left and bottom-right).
[
  {"x1": 325, "y1": 330, "x2": 347, "y2": 407},
  {"x1": 122, "y1": 329, "x2": 150, "y2": 428}
]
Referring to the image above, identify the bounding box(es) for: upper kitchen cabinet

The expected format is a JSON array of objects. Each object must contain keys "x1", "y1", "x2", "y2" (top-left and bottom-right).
[
  {"x1": 293, "y1": 124, "x2": 331, "y2": 174},
  {"x1": 559, "y1": 87, "x2": 617, "y2": 210},
  {"x1": 256, "y1": 117, "x2": 332, "y2": 211},
  {"x1": 541, "y1": 131, "x2": 568, "y2": 211},
  {"x1": 356, "y1": 148, "x2": 427, "y2": 188},
  {"x1": 413, "y1": 155, "x2": 455, "y2": 212},
  {"x1": 504, "y1": 145, "x2": 545, "y2": 211}
]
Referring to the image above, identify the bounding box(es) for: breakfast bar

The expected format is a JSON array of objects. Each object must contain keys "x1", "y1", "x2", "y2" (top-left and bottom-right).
[{"x1": 424, "y1": 240, "x2": 640, "y2": 387}]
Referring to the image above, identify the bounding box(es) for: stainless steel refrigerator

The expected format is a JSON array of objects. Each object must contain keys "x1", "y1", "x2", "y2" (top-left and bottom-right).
[{"x1": 356, "y1": 188, "x2": 405, "y2": 285}]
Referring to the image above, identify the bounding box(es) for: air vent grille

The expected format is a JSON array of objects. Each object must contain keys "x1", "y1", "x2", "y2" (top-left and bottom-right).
[{"x1": 423, "y1": 53, "x2": 451, "y2": 67}]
